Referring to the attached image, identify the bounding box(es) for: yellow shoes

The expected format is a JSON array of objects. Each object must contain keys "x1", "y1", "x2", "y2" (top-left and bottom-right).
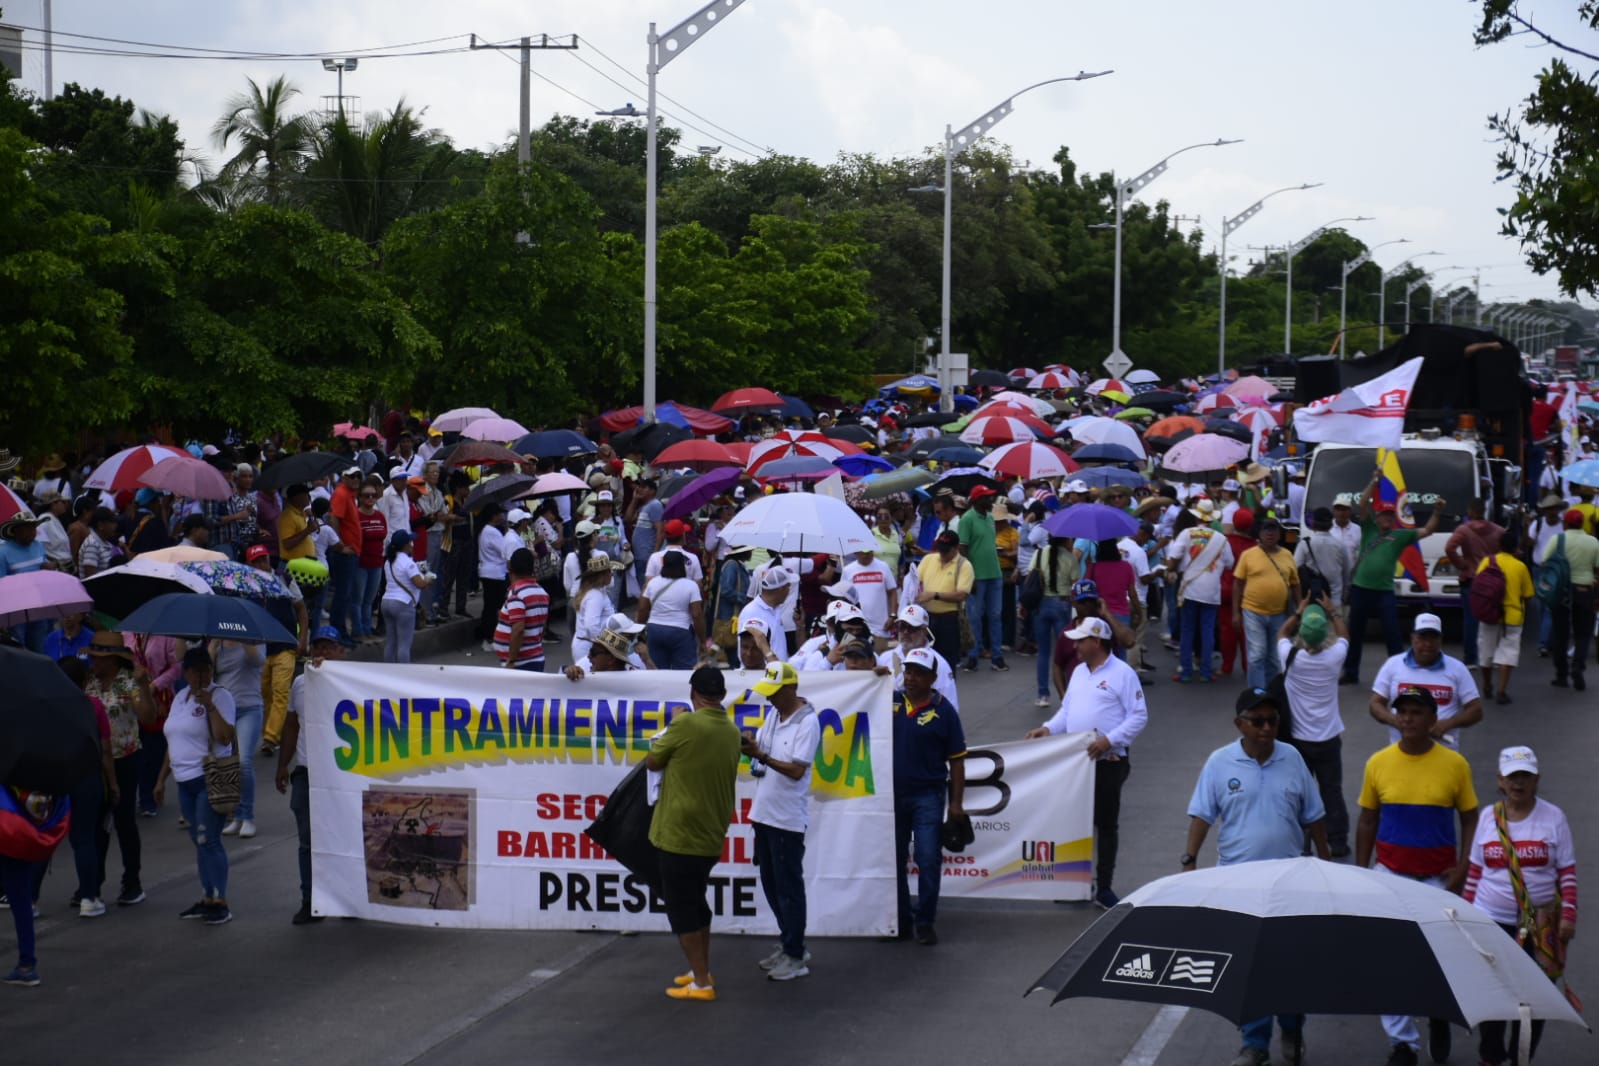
[{"x1": 666, "y1": 976, "x2": 716, "y2": 1001}]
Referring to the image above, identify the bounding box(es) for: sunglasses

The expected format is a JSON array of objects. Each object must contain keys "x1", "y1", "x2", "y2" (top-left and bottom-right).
[
  {"x1": 1238, "y1": 715, "x2": 1279, "y2": 728},
  {"x1": 359, "y1": 492, "x2": 378, "y2": 499}
]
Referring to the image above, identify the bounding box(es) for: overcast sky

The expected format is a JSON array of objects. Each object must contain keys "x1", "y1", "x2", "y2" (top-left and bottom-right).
[{"x1": 8, "y1": 0, "x2": 1592, "y2": 309}]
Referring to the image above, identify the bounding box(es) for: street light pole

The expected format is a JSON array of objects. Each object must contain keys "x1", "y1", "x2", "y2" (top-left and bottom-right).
[
  {"x1": 1378, "y1": 252, "x2": 1442, "y2": 348},
  {"x1": 1282, "y1": 215, "x2": 1370, "y2": 354},
  {"x1": 1338, "y1": 238, "x2": 1410, "y2": 357},
  {"x1": 641, "y1": 0, "x2": 750, "y2": 423},
  {"x1": 932, "y1": 71, "x2": 1113, "y2": 410},
  {"x1": 1218, "y1": 182, "x2": 1322, "y2": 377}
]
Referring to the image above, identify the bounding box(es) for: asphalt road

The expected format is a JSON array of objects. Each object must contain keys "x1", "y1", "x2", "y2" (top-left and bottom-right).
[{"x1": 4, "y1": 608, "x2": 1594, "y2": 1066}]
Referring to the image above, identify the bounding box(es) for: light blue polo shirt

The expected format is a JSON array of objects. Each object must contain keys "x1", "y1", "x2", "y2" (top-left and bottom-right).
[{"x1": 1187, "y1": 740, "x2": 1325, "y2": 866}]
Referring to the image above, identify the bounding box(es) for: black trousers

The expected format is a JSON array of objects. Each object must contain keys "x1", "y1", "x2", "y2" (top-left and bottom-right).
[
  {"x1": 928, "y1": 611, "x2": 962, "y2": 670},
  {"x1": 1094, "y1": 757, "x2": 1131, "y2": 893},
  {"x1": 1286, "y1": 735, "x2": 1349, "y2": 851},
  {"x1": 477, "y1": 578, "x2": 507, "y2": 640},
  {"x1": 1552, "y1": 585, "x2": 1596, "y2": 680}
]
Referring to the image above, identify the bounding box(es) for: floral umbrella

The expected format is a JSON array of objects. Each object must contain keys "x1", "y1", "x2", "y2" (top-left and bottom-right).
[{"x1": 176, "y1": 560, "x2": 289, "y2": 600}]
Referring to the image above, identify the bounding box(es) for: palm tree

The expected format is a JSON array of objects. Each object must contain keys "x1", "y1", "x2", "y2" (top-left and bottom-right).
[
  {"x1": 211, "y1": 75, "x2": 312, "y2": 205},
  {"x1": 302, "y1": 100, "x2": 460, "y2": 245}
]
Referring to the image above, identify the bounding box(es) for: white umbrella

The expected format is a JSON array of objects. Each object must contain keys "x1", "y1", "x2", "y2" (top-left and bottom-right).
[
  {"x1": 983, "y1": 392, "x2": 1057, "y2": 418},
  {"x1": 1125, "y1": 369, "x2": 1161, "y2": 385},
  {"x1": 460, "y1": 416, "x2": 531, "y2": 442},
  {"x1": 718, "y1": 492, "x2": 876, "y2": 555},
  {"x1": 1063, "y1": 416, "x2": 1146, "y2": 458},
  {"x1": 431, "y1": 407, "x2": 500, "y2": 433}
]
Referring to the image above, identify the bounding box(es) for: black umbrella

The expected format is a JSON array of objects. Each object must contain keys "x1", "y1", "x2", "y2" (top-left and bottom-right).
[
  {"x1": 513, "y1": 429, "x2": 598, "y2": 459},
  {"x1": 823, "y1": 425, "x2": 875, "y2": 447},
  {"x1": 1204, "y1": 419, "x2": 1253, "y2": 443},
  {"x1": 116, "y1": 592, "x2": 297, "y2": 644},
  {"x1": 906, "y1": 434, "x2": 966, "y2": 461},
  {"x1": 932, "y1": 466, "x2": 999, "y2": 496},
  {"x1": 969, "y1": 369, "x2": 1010, "y2": 388},
  {"x1": 903, "y1": 411, "x2": 958, "y2": 429},
  {"x1": 1134, "y1": 390, "x2": 1191, "y2": 410},
  {"x1": 611, "y1": 422, "x2": 692, "y2": 461},
  {"x1": 257, "y1": 451, "x2": 348, "y2": 490},
  {"x1": 1143, "y1": 428, "x2": 1197, "y2": 452},
  {"x1": 0, "y1": 646, "x2": 102, "y2": 792},
  {"x1": 463, "y1": 473, "x2": 538, "y2": 512}
]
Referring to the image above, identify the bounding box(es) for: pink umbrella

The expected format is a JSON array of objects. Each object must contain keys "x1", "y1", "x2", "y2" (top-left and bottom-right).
[
  {"x1": 84, "y1": 445, "x2": 191, "y2": 492},
  {"x1": 1160, "y1": 434, "x2": 1249, "y2": 474},
  {"x1": 959, "y1": 414, "x2": 1051, "y2": 446},
  {"x1": 745, "y1": 438, "x2": 845, "y2": 476},
  {"x1": 137, "y1": 456, "x2": 232, "y2": 501},
  {"x1": 332, "y1": 422, "x2": 381, "y2": 440},
  {"x1": 0, "y1": 482, "x2": 27, "y2": 525},
  {"x1": 521, "y1": 472, "x2": 590, "y2": 498},
  {"x1": 0, "y1": 571, "x2": 93, "y2": 627},
  {"x1": 429, "y1": 407, "x2": 500, "y2": 433},
  {"x1": 1224, "y1": 375, "x2": 1275, "y2": 400},
  {"x1": 1027, "y1": 371, "x2": 1073, "y2": 390},
  {"x1": 460, "y1": 416, "x2": 531, "y2": 442},
  {"x1": 979, "y1": 441, "x2": 1080, "y2": 480}
]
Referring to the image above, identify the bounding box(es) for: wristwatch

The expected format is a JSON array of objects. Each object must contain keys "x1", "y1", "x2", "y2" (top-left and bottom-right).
[{"x1": 1179, "y1": 853, "x2": 1196, "y2": 867}]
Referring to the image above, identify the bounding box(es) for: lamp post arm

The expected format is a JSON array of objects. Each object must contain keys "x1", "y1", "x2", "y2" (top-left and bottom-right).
[
  {"x1": 948, "y1": 71, "x2": 1114, "y2": 151},
  {"x1": 655, "y1": 0, "x2": 750, "y2": 70}
]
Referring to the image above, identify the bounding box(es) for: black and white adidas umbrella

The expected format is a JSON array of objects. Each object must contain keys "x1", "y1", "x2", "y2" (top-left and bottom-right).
[{"x1": 1028, "y1": 858, "x2": 1585, "y2": 1031}]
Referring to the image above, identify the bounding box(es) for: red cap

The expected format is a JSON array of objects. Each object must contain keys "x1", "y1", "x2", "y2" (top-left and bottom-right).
[
  {"x1": 663, "y1": 519, "x2": 689, "y2": 538},
  {"x1": 1373, "y1": 500, "x2": 1396, "y2": 514},
  {"x1": 969, "y1": 485, "x2": 998, "y2": 500},
  {"x1": 244, "y1": 544, "x2": 270, "y2": 563},
  {"x1": 1231, "y1": 508, "x2": 1254, "y2": 532},
  {"x1": 609, "y1": 459, "x2": 624, "y2": 473},
  {"x1": 1565, "y1": 509, "x2": 1586, "y2": 529}
]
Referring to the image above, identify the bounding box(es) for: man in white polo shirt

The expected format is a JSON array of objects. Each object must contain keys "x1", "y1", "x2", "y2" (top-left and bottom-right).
[
  {"x1": 1368, "y1": 612, "x2": 1484, "y2": 750},
  {"x1": 739, "y1": 568, "x2": 794, "y2": 663},
  {"x1": 1026, "y1": 616, "x2": 1147, "y2": 908},
  {"x1": 741, "y1": 662, "x2": 820, "y2": 982}
]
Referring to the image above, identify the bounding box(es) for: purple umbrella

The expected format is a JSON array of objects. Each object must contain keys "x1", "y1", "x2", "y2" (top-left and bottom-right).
[
  {"x1": 0, "y1": 571, "x2": 93, "y2": 627},
  {"x1": 1042, "y1": 502, "x2": 1139, "y2": 541},
  {"x1": 663, "y1": 465, "x2": 743, "y2": 520}
]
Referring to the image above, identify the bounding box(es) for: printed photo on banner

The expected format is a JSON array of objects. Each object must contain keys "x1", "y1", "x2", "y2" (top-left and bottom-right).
[{"x1": 363, "y1": 787, "x2": 475, "y2": 912}]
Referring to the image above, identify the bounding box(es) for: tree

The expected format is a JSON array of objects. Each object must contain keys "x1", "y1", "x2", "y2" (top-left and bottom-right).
[
  {"x1": 211, "y1": 75, "x2": 313, "y2": 206},
  {"x1": 301, "y1": 103, "x2": 463, "y2": 246},
  {"x1": 19, "y1": 82, "x2": 186, "y2": 220},
  {"x1": 1474, "y1": 2, "x2": 1599, "y2": 296}
]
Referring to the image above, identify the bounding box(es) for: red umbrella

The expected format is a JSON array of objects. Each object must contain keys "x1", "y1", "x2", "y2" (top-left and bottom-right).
[
  {"x1": 979, "y1": 441, "x2": 1080, "y2": 480},
  {"x1": 653, "y1": 439, "x2": 742, "y2": 471},
  {"x1": 0, "y1": 483, "x2": 27, "y2": 525},
  {"x1": 596, "y1": 404, "x2": 733, "y2": 436},
  {"x1": 442, "y1": 441, "x2": 525, "y2": 467},
  {"x1": 137, "y1": 456, "x2": 232, "y2": 501},
  {"x1": 332, "y1": 422, "x2": 381, "y2": 440},
  {"x1": 746, "y1": 438, "x2": 846, "y2": 476},
  {"x1": 84, "y1": 445, "x2": 191, "y2": 493},
  {"x1": 959, "y1": 413, "x2": 1053, "y2": 445},
  {"x1": 1027, "y1": 371, "x2": 1073, "y2": 390},
  {"x1": 710, "y1": 387, "x2": 785, "y2": 413},
  {"x1": 722, "y1": 441, "x2": 755, "y2": 465}
]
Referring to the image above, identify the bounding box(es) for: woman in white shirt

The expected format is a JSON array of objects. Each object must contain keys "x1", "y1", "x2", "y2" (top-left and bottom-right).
[
  {"x1": 381, "y1": 530, "x2": 432, "y2": 663},
  {"x1": 154, "y1": 648, "x2": 237, "y2": 925},
  {"x1": 571, "y1": 552, "x2": 620, "y2": 664},
  {"x1": 636, "y1": 550, "x2": 706, "y2": 669}
]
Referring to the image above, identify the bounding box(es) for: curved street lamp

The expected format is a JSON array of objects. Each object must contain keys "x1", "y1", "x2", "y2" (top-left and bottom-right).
[
  {"x1": 1337, "y1": 238, "x2": 1409, "y2": 358},
  {"x1": 1281, "y1": 215, "x2": 1371, "y2": 353},
  {"x1": 1377, "y1": 252, "x2": 1443, "y2": 347},
  {"x1": 1218, "y1": 182, "x2": 1322, "y2": 376}
]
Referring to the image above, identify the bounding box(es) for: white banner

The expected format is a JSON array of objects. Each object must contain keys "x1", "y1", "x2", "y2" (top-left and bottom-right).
[
  {"x1": 1292, "y1": 357, "x2": 1424, "y2": 450},
  {"x1": 305, "y1": 663, "x2": 898, "y2": 934},
  {"x1": 937, "y1": 732, "x2": 1096, "y2": 902}
]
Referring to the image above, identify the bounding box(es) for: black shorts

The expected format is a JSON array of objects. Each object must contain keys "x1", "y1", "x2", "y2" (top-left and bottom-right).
[{"x1": 656, "y1": 849, "x2": 718, "y2": 934}]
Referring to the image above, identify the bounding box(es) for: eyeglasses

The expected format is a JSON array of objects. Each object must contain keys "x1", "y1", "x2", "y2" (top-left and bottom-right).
[
  {"x1": 359, "y1": 493, "x2": 377, "y2": 499},
  {"x1": 1238, "y1": 715, "x2": 1279, "y2": 728}
]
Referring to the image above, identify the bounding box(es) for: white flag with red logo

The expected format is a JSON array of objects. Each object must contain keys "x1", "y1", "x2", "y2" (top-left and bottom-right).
[{"x1": 1291, "y1": 357, "x2": 1424, "y2": 450}]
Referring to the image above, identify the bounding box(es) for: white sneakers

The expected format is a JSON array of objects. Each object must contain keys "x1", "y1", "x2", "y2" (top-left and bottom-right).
[
  {"x1": 758, "y1": 945, "x2": 812, "y2": 981},
  {"x1": 237, "y1": 820, "x2": 257, "y2": 839},
  {"x1": 222, "y1": 820, "x2": 240, "y2": 835},
  {"x1": 78, "y1": 898, "x2": 106, "y2": 918}
]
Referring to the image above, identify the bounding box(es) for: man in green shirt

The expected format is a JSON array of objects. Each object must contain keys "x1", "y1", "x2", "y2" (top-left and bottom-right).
[
  {"x1": 958, "y1": 486, "x2": 1007, "y2": 672},
  {"x1": 1542, "y1": 509, "x2": 1599, "y2": 691},
  {"x1": 646, "y1": 666, "x2": 742, "y2": 1001},
  {"x1": 1341, "y1": 471, "x2": 1445, "y2": 686}
]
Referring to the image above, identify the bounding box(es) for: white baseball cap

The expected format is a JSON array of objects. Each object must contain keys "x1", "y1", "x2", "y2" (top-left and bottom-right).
[
  {"x1": 902, "y1": 647, "x2": 939, "y2": 673},
  {"x1": 605, "y1": 612, "x2": 645, "y2": 636},
  {"x1": 834, "y1": 602, "x2": 865, "y2": 623},
  {"x1": 595, "y1": 490, "x2": 614, "y2": 502},
  {"x1": 740, "y1": 617, "x2": 771, "y2": 637},
  {"x1": 759, "y1": 567, "x2": 794, "y2": 591},
  {"x1": 1222, "y1": 479, "x2": 1241, "y2": 492},
  {"x1": 895, "y1": 604, "x2": 930, "y2": 628},
  {"x1": 1498, "y1": 746, "x2": 1539, "y2": 776},
  {"x1": 507, "y1": 508, "x2": 531, "y2": 524},
  {"x1": 1413, "y1": 613, "x2": 1443, "y2": 635},
  {"x1": 1064, "y1": 617, "x2": 1112, "y2": 641},
  {"x1": 1066, "y1": 479, "x2": 1089, "y2": 494}
]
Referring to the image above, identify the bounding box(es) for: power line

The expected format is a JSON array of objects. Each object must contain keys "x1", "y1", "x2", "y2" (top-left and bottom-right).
[{"x1": 3, "y1": 24, "x2": 474, "y2": 60}]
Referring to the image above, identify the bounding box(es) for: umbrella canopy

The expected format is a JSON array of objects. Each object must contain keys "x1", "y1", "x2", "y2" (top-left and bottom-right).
[
  {"x1": 521, "y1": 472, "x2": 590, "y2": 498},
  {"x1": 905, "y1": 435, "x2": 968, "y2": 462},
  {"x1": 1042, "y1": 502, "x2": 1139, "y2": 541},
  {"x1": 440, "y1": 441, "x2": 525, "y2": 468},
  {"x1": 177, "y1": 559, "x2": 289, "y2": 599},
  {"x1": 0, "y1": 645, "x2": 102, "y2": 792},
  {"x1": 822, "y1": 425, "x2": 876, "y2": 448},
  {"x1": 862, "y1": 467, "x2": 936, "y2": 500},
  {"x1": 257, "y1": 451, "x2": 347, "y2": 491},
  {"x1": 652, "y1": 439, "x2": 741, "y2": 472},
  {"x1": 0, "y1": 482, "x2": 28, "y2": 525},
  {"x1": 1559, "y1": 459, "x2": 1599, "y2": 487},
  {"x1": 878, "y1": 374, "x2": 940, "y2": 398},
  {"x1": 932, "y1": 466, "x2": 1000, "y2": 496},
  {"x1": 756, "y1": 456, "x2": 841, "y2": 482},
  {"x1": 929, "y1": 445, "x2": 988, "y2": 466},
  {"x1": 460, "y1": 416, "x2": 531, "y2": 442},
  {"x1": 430, "y1": 407, "x2": 500, "y2": 433},
  {"x1": 1112, "y1": 407, "x2": 1156, "y2": 421},
  {"x1": 84, "y1": 558, "x2": 213, "y2": 619},
  {"x1": 1135, "y1": 390, "x2": 1192, "y2": 410},
  {"x1": 718, "y1": 492, "x2": 876, "y2": 555},
  {"x1": 1232, "y1": 408, "x2": 1280, "y2": 458},
  {"x1": 711, "y1": 387, "x2": 785, "y2": 413},
  {"x1": 1225, "y1": 374, "x2": 1276, "y2": 400},
  {"x1": 84, "y1": 444, "x2": 191, "y2": 492},
  {"x1": 134, "y1": 545, "x2": 227, "y2": 564},
  {"x1": 512, "y1": 430, "x2": 598, "y2": 459},
  {"x1": 968, "y1": 369, "x2": 1011, "y2": 388},
  {"x1": 1028, "y1": 858, "x2": 1586, "y2": 1031},
  {"x1": 779, "y1": 395, "x2": 816, "y2": 421},
  {"x1": 661, "y1": 466, "x2": 743, "y2": 520},
  {"x1": 1008, "y1": 366, "x2": 1040, "y2": 380},
  {"x1": 833, "y1": 453, "x2": 894, "y2": 477},
  {"x1": 137, "y1": 456, "x2": 232, "y2": 501},
  {"x1": 331, "y1": 422, "x2": 380, "y2": 440},
  {"x1": 979, "y1": 441, "x2": 1080, "y2": 480},
  {"x1": 902, "y1": 411, "x2": 959, "y2": 429},
  {"x1": 1161, "y1": 434, "x2": 1250, "y2": 474},
  {"x1": 464, "y1": 473, "x2": 538, "y2": 512},
  {"x1": 1146, "y1": 415, "x2": 1206, "y2": 439},
  {"x1": 1072, "y1": 442, "x2": 1144, "y2": 465},
  {"x1": 618, "y1": 422, "x2": 697, "y2": 462},
  {"x1": 116, "y1": 591, "x2": 296, "y2": 644},
  {"x1": 985, "y1": 392, "x2": 1057, "y2": 418},
  {"x1": 1204, "y1": 419, "x2": 1254, "y2": 443},
  {"x1": 1125, "y1": 369, "x2": 1161, "y2": 385},
  {"x1": 1027, "y1": 371, "x2": 1074, "y2": 390},
  {"x1": 1075, "y1": 466, "x2": 1149, "y2": 489},
  {"x1": 1085, "y1": 377, "x2": 1129, "y2": 396},
  {"x1": 0, "y1": 571, "x2": 93, "y2": 628},
  {"x1": 959, "y1": 413, "x2": 1052, "y2": 446},
  {"x1": 1064, "y1": 417, "x2": 1146, "y2": 457},
  {"x1": 1194, "y1": 393, "x2": 1237, "y2": 415},
  {"x1": 746, "y1": 438, "x2": 846, "y2": 476},
  {"x1": 596, "y1": 402, "x2": 733, "y2": 436}
]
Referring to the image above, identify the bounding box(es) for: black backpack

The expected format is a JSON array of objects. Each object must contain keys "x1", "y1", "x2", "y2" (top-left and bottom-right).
[{"x1": 1264, "y1": 645, "x2": 1301, "y2": 741}]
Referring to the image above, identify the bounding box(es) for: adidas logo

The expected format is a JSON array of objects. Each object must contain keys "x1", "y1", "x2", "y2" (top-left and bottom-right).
[
  {"x1": 1115, "y1": 953, "x2": 1155, "y2": 980},
  {"x1": 1169, "y1": 955, "x2": 1216, "y2": 985}
]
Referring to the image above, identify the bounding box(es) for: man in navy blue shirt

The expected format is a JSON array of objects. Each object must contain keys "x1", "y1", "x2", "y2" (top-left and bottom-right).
[{"x1": 892, "y1": 647, "x2": 966, "y2": 946}]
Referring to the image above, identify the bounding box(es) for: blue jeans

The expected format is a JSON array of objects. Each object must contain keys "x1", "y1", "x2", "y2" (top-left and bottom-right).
[
  {"x1": 965, "y1": 577, "x2": 1003, "y2": 660},
  {"x1": 753, "y1": 822, "x2": 807, "y2": 960},
  {"x1": 894, "y1": 785, "x2": 945, "y2": 928},
  {"x1": 646, "y1": 623, "x2": 698, "y2": 671},
  {"x1": 176, "y1": 776, "x2": 228, "y2": 900},
  {"x1": 232, "y1": 705, "x2": 263, "y2": 822},
  {"x1": 1179, "y1": 600, "x2": 1218, "y2": 679},
  {"x1": 1241, "y1": 1014, "x2": 1304, "y2": 1052},
  {"x1": 1166, "y1": 584, "x2": 1180, "y2": 640},
  {"x1": 327, "y1": 550, "x2": 357, "y2": 640},
  {"x1": 1034, "y1": 597, "x2": 1072, "y2": 697},
  {"x1": 1110, "y1": 611, "x2": 1131, "y2": 661},
  {"x1": 1345, "y1": 585, "x2": 1403, "y2": 681},
  {"x1": 354, "y1": 566, "x2": 383, "y2": 636},
  {"x1": 0, "y1": 857, "x2": 41, "y2": 969},
  {"x1": 289, "y1": 768, "x2": 311, "y2": 904},
  {"x1": 1243, "y1": 610, "x2": 1287, "y2": 689},
  {"x1": 1459, "y1": 580, "x2": 1479, "y2": 667}
]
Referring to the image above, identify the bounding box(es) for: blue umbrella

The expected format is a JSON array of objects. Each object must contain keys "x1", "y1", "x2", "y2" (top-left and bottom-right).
[
  {"x1": 779, "y1": 394, "x2": 816, "y2": 421},
  {"x1": 952, "y1": 392, "x2": 979, "y2": 411},
  {"x1": 879, "y1": 374, "x2": 940, "y2": 398},
  {"x1": 1073, "y1": 466, "x2": 1149, "y2": 489},
  {"x1": 1042, "y1": 502, "x2": 1139, "y2": 541},
  {"x1": 116, "y1": 592, "x2": 296, "y2": 644},
  {"x1": 1559, "y1": 459, "x2": 1599, "y2": 488},
  {"x1": 1073, "y1": 442, "x2": 1143, "y2": 464},
  {"x1": 834, "y1": 453, "x2": 894, "y2": 477},
  {"x1": 930, "y1": 446, "x2": 986, "y2": 465},
  {"x1": 757, "y1": 455, "x2": 838, "y2": 480},
  {"x1": 512, "y1": 429, "x2": 597, "y2": 459}
]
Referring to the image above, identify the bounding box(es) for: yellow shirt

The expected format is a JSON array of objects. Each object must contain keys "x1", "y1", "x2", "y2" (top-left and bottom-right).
[
  {"x1": 1476, "y1": 552, "x2": 1534, "y2": 626},
  {"x1": 917, "y1": 552, "x2": 974, "y2": 615},
  {"x1": 277, "y1": 504, "x2": 315, "y2": 561},
  {"x1": 1233, "y1": 545, "x2": 1299, "y2": 615},
  {"x1": 1576, "y1": 502, "x2": 1599, "y2": 538},
  {"x1": 995, "y1": 524, "x2": 1019, "y2": 574}
]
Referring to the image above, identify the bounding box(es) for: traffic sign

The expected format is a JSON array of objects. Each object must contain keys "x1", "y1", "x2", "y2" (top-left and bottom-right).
[{"x1": 1102, "y1": 350, "x2": 1134, "y2": 379}]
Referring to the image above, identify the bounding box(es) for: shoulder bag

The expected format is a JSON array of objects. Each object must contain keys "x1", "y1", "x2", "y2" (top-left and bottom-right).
[
  {"x1": 203, "y1": 702, "x2": 242, "y2": 818},
  {"x1": 1492, "y1": 801, "x2": 1566, "y2": 980},
  {"x1": 1176, "y1": 530, "x2": 1225, "y2": 608}
]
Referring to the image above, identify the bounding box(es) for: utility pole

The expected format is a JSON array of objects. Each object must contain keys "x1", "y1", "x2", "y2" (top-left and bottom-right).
[{"x1": 469, "y1": 34, "x2": 579, "y2": 166}]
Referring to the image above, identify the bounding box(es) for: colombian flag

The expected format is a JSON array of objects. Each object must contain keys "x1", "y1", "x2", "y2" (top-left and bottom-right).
[{"x1": 1377, "y1": 448, "x2": 1430, "y2": 591}]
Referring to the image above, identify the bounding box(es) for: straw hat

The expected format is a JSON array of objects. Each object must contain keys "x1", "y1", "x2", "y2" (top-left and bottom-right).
[
  {"x1": 592, "y1": 628, "x2": 634, "y2": 661},
  {"x1": 87, "y1": 631, "x2": 134, "y2": 662},
  {"x1": 1237, "y1": 462, "x2": 1271, "y2": 485}
]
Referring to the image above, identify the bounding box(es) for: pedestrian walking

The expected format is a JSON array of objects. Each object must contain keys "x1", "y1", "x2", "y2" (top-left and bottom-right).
[
  {"x1": 1275, "y1": 594, "x2": 1352, "y2": 858},
  {"x1": 1231, "y1": 517, "x2": 1299, "y2": 690},
  {"x1": 1473, "y1": 526, "x2": 1533, "y2": 704},
  {"x1": 1542, "y1": 509, "x2": 1599, "y2": 690},
  {"x1": 891, "y1": 648, "x2": 967, "y2": 945},
  {"x1": 381, "y1": 530, "x2": 431, "y2": 663},
  {"x1": 1368, "y1": 613, "x2": 1484, "y2": 751}
]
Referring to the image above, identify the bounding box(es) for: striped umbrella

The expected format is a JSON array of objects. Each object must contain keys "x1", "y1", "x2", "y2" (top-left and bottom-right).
[
  {"x1": 979, "y1": 441, "x2": 1080, "y2": 480},
  {"x1": 959, "y1": 413, "x2": 1052, "y2": 446},
  {"x1": 1008, "y1": 366, "x2": 1040, "y2": 380},
  {"x1": 1085, "y1": 378, "x2": 1130, "y2": 397},
  {"x1": 0, "y1": 482, "x2": 27, "y2": 525},
  {"x1": 1027, "y1": 371, "x2": 1074, "y2": 390},
  {"x1": 84, "y1": 445, "x2": 192, "y2": 493},
  {"x1": 745, "y1": 437, "x2": 846, "y2": 476},
  {"x1": 1193, "y1": 393, "x2": 1237, "y2": 415}
]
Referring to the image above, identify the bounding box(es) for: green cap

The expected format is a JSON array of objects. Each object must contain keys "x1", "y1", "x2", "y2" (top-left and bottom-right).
[{"x1": 1299, "y1": 604, "x2": 1328, "y2": 647}]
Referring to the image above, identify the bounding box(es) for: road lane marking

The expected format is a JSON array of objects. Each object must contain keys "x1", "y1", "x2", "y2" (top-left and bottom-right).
[{"x1": 1120, "y1": 1004, "x2": 1189, "y2": 1066}]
